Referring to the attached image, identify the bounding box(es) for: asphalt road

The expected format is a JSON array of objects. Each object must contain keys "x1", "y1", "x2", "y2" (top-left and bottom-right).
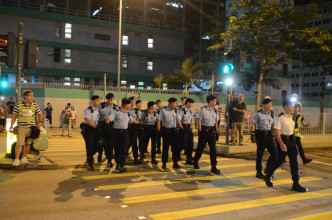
[{"x1": 1, "y1": 134, "x2": 332, "y2": 220}]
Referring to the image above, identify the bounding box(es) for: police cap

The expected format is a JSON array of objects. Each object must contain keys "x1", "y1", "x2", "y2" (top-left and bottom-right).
[
  {"x1": 136, "y1": 100, "x2": 142, "y2": 105},
  {"x1": 185, "y1": 98, "x2": 195, "y2": 104},
  {"x1": 122, "y1": 98, "x2": 131, "y2": 105},
  {"x1": 181, "y1": 96, "x2": 187, "y2": 100},
  {"x1": 106, "y1": 93, "x2": 114, "y2": 99},
  {"x1": 148, "y1": 101, "x2": 155, "y2": 108},
  {"x1": 91, "y1": 95, "x2": 100, "y2": 100},
  {"x1": 155, "y1": 100, "x2": 161, "y2": 104},
  {"x1": 282, "y1": 99, "x2": 292, "y2": 107},
  {"x1": 262, "y1": 98, "x2": 272, "y2": 105},
  {"x1": 168, "y1": 97, "x2": 177, "y2": 103},
  {"x1": 129, "y1": 96, "x2": 136, "y2": 101}
]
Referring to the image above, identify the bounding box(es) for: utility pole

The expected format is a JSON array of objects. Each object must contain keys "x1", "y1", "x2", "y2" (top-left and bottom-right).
[
  {"x1": 117, "y1": 0, "x2": 123, "y2": 106},
  {"x1": 16, "y1": 22, "x2": 24, "y2": 102},
  {"x1": 104, "y1": 73, "x2": 106, "y2": 101}
]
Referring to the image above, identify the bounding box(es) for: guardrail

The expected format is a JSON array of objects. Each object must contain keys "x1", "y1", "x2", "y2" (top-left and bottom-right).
[{"x1": 0, "y1": 0, "x2": 187, "y2": 32}]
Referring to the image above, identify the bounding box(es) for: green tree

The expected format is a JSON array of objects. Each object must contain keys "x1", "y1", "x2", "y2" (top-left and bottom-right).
[
  {"x1": 167, "y1": 57, "x2": 202, "y2": 94},
  {"x1": 208, "y1": 0, "x2": 324, "y2": 110},
  {"x1": 154, "y1": 74, "x2": 164, "y2": 94}
]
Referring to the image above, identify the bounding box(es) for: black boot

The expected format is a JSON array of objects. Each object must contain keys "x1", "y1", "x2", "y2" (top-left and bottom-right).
[
  {"x1": 162, "y1": 163, "x2": 167, "y2": 169},
  {"x1": 264, "y1": 176, "x2": 273, "y2": 187},
  {"x1": 256, "y1": 171, "x2": 265, "y2": 179},
  {"x1": 151, "y1": 159, "x2": 158, "y2": 165},
  {"x1": 292, "y1": 182, "x2": 308, "y2": 192},
  {"x1": 193, "y1": 162, "x2": 200, "y2": 169},
  {"x1": 303, "y1": 158, "x2": 312, "y2": 165},
  {"x1": 87, "y1": 163, "x2": 95, "y2": 171},
  {"x1": 173, "y1": 162, "x2": 180, "y2": 169},
  {"x1": 97, "y1": 153, "x2": 102, "y2": 163},
  {"x1": 107, "y1": 160, "x2": 113, "y2": 168},
  {"x1": 211, "y1": 167, "x2": 220, "y2": 174}
]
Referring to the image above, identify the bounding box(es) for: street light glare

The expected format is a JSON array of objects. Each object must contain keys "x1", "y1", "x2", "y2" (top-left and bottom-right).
[
  {"x1": 291, "y1": 97, "x2": 297, "y2": 102},
  {"x1": 225, "y1": 78, "x2": 233, "y2": 86}
]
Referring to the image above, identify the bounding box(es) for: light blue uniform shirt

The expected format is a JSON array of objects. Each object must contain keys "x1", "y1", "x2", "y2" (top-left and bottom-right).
[
  {"x1": 98, "y1": 103, "x2": 117, "y2": 123},
  {"x1": 108, "y1": 108, "x2": 133, "y2": 129},
  {"x1": 198, "y1": 106, "x2": 219, "y2": 127},
  {"x1": 178, "y1": 107, "x2": 193, "y2": 124},
  {"x1": 251, "y1": 109, "x2": 274, "y2": 131},
  {"x1": 157, "y1": 106, "x2": 178, "y2": 128},
  {"x1": 129, "y1": 108, "x2": 143, "y2": 121},
  {"x1": 142, "y1": 110, "x2": 157, "y2": 125},
  {"x1": 83, "y1": 106, "x2": 100, "y2": 126}
]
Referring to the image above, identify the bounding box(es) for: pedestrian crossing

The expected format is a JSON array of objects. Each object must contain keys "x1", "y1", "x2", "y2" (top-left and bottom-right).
[{"x1": 46, "y1": 138, "x2": 332, "y2": 219}]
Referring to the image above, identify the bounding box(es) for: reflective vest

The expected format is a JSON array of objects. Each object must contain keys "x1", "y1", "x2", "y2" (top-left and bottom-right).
[
  {"x1": 294, "y1": 113, "x2": 303, "y2": 137},
  {"x1": 18, "y1": 102, "x2": 36, "y2": 124}
]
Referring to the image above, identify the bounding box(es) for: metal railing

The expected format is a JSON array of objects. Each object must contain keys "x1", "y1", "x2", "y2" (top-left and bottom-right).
[
  {"x1": 0, "y1": 0, "x2": 187, "y2": 32},
  {"x1": 296, "y1": 113, "x2": 332, "y2": 135},
  {"x1": 6, "y1": 82, "x2": 224, "y2": 96}
]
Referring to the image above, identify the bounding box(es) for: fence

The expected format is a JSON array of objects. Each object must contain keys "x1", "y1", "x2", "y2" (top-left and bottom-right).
[
  {"x1": 297, "y1": 112, "x2": 332, "y2": 135},
  {"x1": 6, "y1": 82, "x2": 224, "y2": 96}
]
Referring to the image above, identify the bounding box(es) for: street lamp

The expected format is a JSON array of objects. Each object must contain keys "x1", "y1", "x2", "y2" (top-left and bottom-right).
[
  {"x1": 225, "y1": 77, "x2": 234, "y2": 145},
  {"x1": 225, "y1": 77, "x2": 233, "y2": 86},
  {"x1": 116, "y1": 0, "x2": 123, "y2": 105}
]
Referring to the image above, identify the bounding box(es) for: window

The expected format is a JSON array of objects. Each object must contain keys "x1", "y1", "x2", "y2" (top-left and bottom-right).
[
  {"x1": 54, "y1": 48, "x2": 61, "y2": 62},
  {"x1": 282, "y1": 64, "x2": 288, "y2": 76},
  {"x1": 147, "y1": 86, "x2": 152, "y2": 90},
  {"x1": 74, "y1": 78, "x2": 80, "y2": 82},
  {"x1": 138, "y1": 82, "x2": 144, "y2": 86},
  {"x1": 54, "y1": 76, "x2": 60, "y2": 81},
  {"x1": 122, "y1": 55, "x2": 128, "y2": 68},
  {"x1": 95, "y1": 33, "x2": 111, "y2": 41},
  {"x1": 121, "y1": 80, "x2": 127, "y2": 85},
  {"x1": 130, "y1": 85, "x2": 136, "y2": 89},
  {"x1": 64, "y1": 82, "x2": 71, "y2": 86},
  {"x1": 74, "y1": 83, "x2": 80, "y2": 86},
  {"x1": 65, "y1": 23, "x2": 72, "y2": 39},
  {"x1": 64, "y1": 49, "x2": 71, "y2": 63},
  {"x1": 282, "y1": 90, "x2": 287, "y2": 100},
  {"x1": 64, "y1": 77, "x2": 71, "y2": 81},
  {"x1": 147, "y1": 58, "x2": 153, "y2": 71},
  {"x1": 148, "y1": 38, "x2": 154, "y2": 48},
  {"x1": 32, "y1": 75, "x2": 38, "y2": 83},
  {"x1": 122, "y1": 35, "x2": 128, "y2": 45},
  {"x1": 55, "y1": 22, "x2": 61, "y2": 38}
]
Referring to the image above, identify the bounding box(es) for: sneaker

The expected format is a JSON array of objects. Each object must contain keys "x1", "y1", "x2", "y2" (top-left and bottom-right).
[
  {"x1": 13, "y1": 159, "x2": 20, "y2": 167},
  {"x1": 20, "y1": 157, "x2": 29, "y2": 164},
  {"x1": 32, "y1": 153, "x2": 42, "y2": 161}
]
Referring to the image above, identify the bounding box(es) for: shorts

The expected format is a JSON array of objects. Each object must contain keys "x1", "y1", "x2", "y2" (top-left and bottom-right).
[{"x1": 17, "y1": 127, "x2": 33, "y2": 146}]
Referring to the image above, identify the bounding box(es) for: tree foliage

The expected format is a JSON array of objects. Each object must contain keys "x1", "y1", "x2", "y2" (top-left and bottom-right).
[{"x1": 154, "y1": 74, "x2": 164, "y2": 94}]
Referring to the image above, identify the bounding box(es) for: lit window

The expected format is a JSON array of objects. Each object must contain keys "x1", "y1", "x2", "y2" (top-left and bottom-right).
[
  {"x1": 122, "y1": 55, "x2": 128, "y2": 68},
  {"x1": 74, "y1": 78, "x2": 80, "y2": 82},
  {"x1": 147, "y1": 86, "x2": 152, "y2": 90},
  {"x1": 121, "y1": 80, "x2": 127, "y2": 85},
  {"x1": 122, "y1": 35, "x2": 128, "y2": 45},
  {"x1": 163, "y1": 87, "x2": 168, "y2": 90},
  {"x1": 163, "y1": 83, "x2": 167, "y2": 87},
  {"x1": 55, "y1": 22, "x2": 61, "y2": 38},
  {"x1": 64, "y1": 82, "x2": 71, "y2": 86},
  {"x1": 147, "y1": 58, "x2": 153, "y2": 71},
  {"x1": 74, "y1": 83, "x2": 80, "y2": 86},
  {"x1": 64, "y1": 49, "x2": 71, "y2": 63},
  {"x1": 64, "y1": 77, "x2": 71, "y2": 81},
  {"x1": 148, "y1": 38, "x2": 154, "y2": 48},
  {"x1": 130, "y1": 85, "x2": 135, "y2": 89},
  {"x1": 65, "y1": 23, "x2": 72, "y2": 39},
  {"x1": 138, "y1": 87, "x2": 144, "y2": 90},
  {"x1": 138, "y1": 82, "x2": 144, "y2": 86}
]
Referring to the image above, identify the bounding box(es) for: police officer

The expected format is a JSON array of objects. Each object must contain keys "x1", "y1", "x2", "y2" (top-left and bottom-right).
[
  {"x1": 292, "y1": 103, "x2": 312, "y2": 164},
  {"x1": 98, "y1": 93, "x2": 118, "y2": 167},
  {"x1": 10, "y1": 90, "x2": 43, "y2": 167},
  {"x1": 264, "y1": 99, "x2": 307, "y2": 192},
  {"x1": 177, "y1": 96, "x2": 186, "y2": 110},
  {"x1": 251, "y1": 98, "x2": 277, "y2": 179},
  {"x1": 155, "y1": 100, "x2": 163, "y2": 154},
  {"x1": 107, "y1": 98, "x2": 138, "y2": 173},
  {"x1": 193, "y1": 95, "x2": 220, "y2": 174},
  {"x1": 135, "y1": 100, "x2": 144, "y2": 156},
  {"x1": 127, "y1": 97, "x2": 141, "y2": 164},
  {"x1": 82, "y1": 95, "x2": 101, "y2": 171},
  {"x1": 140, "y1": 101, "x2": 158, "y2": 164},
  {"x1": 157, "y1": 97, "x2": 180, "y2": 170},
  {"x1": 177, "y1": 98, "x2": 195, "y2": 165}
]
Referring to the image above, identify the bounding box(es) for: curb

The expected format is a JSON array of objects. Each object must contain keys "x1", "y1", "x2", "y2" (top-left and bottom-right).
[{"x1": 0, "y1": 153, "x2": 58, "y2": 170}]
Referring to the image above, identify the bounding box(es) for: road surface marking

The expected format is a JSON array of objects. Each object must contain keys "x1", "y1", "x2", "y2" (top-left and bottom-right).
[
  {"x1": 311, "y1": 161, "x2": 332, "y2": 166},
  {"x1": 290, "y1": 211, "x2": 332, "y2": 220},
  {"x1": 122, "y1": 176, "x2": 322, "y2": 204},
  {"x1": 98, "y1": 170, "x2": 286, "y2": 191},
  {"x1": 150, "y1": 188, "x2": 332, "y2": 220},
  {"x1": 80, "y1": 163, "x2": 254, "y2": 180}
]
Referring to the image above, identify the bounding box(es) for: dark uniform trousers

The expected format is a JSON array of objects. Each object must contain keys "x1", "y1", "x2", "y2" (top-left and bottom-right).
[
  {"x1": 112, "y1": 129, "x2": 129, "y2": 167},
  {"x1": 180, "y1": 125, "x2": 194, "y2": 161},
  {"x1": 162, "y1": 128, "x2": 180, "y2": 164},
  {"x1": 142, "y1": 125, "x2": 157, "y2": 160},
  {"x1": 83, "y1": 127, "x2": 98, "y2": 164},
  {"x1": 156, "y1": 122, "x2": 162, "y2": 151},
  {"x1": 265, "y1": 135, "x2": 300, "y2": 182},
  {"x1": 98, "y1": 123, "x2": 114, "y2": 160},
  {"x1": 255, "y1": 130, "x2": 277, "y2": 172},
  {"x1": 194, "y1": 126, "x2": 217, "y2": 167},
  {"x1": 128, "y1": 124, "x2": 140, "y2": 159},
  {"x1": 295, "y1": 137, "x2": 306, "y2": 162}
]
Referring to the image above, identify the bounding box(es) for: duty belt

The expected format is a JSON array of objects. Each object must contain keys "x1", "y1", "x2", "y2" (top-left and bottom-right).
[
  {"x1": 201, "y1": 126, "x2": 214, "y2": 133},
  {"x1": 281, "y1": 134, "x2": 294, "y2": 140},
  {"x1": 113, "y1": 129, "x2": 128, "y2": 135},
  {"x1": 182, "y1": 124, "x2": 191, "y2": 128},
  {"x1": 256, "y1": 130, "x2": 272, "y2": 135}
]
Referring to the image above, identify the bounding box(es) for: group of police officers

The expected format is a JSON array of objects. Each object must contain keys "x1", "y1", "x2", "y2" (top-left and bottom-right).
[{"x1": 82, "y1": 93, "x2": 310, "y2": 193}]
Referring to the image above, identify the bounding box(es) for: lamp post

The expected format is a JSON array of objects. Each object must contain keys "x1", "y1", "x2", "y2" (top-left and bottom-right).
[
  {"x1": 225, "y1": 77, "x2": 233, "y2": 145},
  {"x1": 117, "y1": 0, "x2": 123, "y2": 105}
]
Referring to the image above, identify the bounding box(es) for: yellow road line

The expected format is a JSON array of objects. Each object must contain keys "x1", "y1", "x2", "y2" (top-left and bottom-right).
[
  {"x1": 98, "y1": 170, "x2": 285, "y2": 191},
  {"x1": 81, "y1": 163, "x2": 254, "y2": 180},
  {"x1": 122, "y1": 176, "x2": 321, "y2": 204},
  {"x1": 150, "y1": 188, "x2": 332, "y2": 220},
  {"x1": 290, "y1": 211, "x2": 332, "y2": 220}
]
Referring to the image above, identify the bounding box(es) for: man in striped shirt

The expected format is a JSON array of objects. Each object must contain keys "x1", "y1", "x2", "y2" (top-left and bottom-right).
[{"x1": 10, "y1": 90, "x2": 43, "y2": 167}]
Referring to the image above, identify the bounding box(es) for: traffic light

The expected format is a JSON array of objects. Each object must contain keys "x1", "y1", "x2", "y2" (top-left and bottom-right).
[
  {"x1": 0, "y1": 32, "x2": 15, "y2": 67},
  {"x1": 24, "y1": 40, "x2": 38, "y2": 69},
  {"x1": 1, "y1": 79, "x2": 8, "y2": 88}
]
